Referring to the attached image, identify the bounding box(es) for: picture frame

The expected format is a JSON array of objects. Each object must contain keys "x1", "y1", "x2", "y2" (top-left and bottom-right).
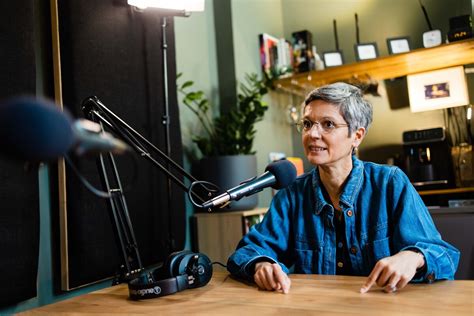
[
  {"x1": 407, "y1": 66, "x2": 469, "y2": 113},
  {"x1": 386, "y1": 36, "x2": 411, "y2": 54},
  {"x1": 322, "y1": 50, "x2": 344, "y2": 67},
  {"x1": 354, "y1": 42, "x2": 379, "y2": 61}
]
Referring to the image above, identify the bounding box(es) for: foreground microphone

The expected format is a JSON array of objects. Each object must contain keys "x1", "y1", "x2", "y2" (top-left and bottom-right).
[
  {"x1": 72, "y1": 119, "x2": 129, "y2": 156},
  {"x1": 201, "y1": 159, "x2": 297, "y2": 209},
  {"x1": 0, "y1": 96, "x2": 129, "y2": 160}
]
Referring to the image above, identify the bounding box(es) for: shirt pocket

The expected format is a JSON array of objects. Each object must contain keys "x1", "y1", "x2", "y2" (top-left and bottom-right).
[
  {"x1": 294, "y1": 247, "x2": 323, "y2": 274},
  {"x1": 363, "y1": 237, "x2": 391, "y2": 269}
]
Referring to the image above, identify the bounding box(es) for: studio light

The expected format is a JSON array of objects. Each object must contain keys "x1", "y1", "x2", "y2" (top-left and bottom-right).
[{"x1": 127, "y1": 0, "x2": 205, "y2": 12}]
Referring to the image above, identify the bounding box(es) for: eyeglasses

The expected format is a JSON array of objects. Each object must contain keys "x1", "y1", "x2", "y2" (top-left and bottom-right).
[{"x1": 296, "y1": 118, "x2": 349, "y2": 134}]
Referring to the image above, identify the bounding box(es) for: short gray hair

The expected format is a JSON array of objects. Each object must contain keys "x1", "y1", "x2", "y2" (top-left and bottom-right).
[{"x1": 304, "y1": 82, "x2": 373, "y2": 135}]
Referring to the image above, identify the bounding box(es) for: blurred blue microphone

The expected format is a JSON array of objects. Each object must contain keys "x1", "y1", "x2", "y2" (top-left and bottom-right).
[{"x1": 0, "y1": 96, "x2": 129, "y2": 160}]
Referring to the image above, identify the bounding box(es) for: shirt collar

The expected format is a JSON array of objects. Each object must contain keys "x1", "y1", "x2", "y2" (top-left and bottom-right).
[
  {"x1": 339, "y1": 155, "x2": 364, "y2": 207},
  {"x1": 312, "y1": 155, "x2": 364, "y2": 215}
]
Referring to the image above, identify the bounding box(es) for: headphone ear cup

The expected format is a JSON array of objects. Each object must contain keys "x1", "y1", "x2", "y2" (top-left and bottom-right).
[
  {"x1": 187, "y1": 253, "x2": 213, "y2": 289},
  {"x1": 178, "y1": 253, "x2": 195, "y2": 276},
  {"x1": 167, "y1": 250, "x2": 193, "y2": 277}
]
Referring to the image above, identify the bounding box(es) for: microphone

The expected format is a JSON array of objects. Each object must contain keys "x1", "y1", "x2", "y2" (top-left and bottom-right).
[
  {"x1": 201, "y1": 159, "x2": 297, "y2": 209},
  {"x1": 0, "y1": 96, "x2": 129, "y2": 160},
  {"x1": 72, "y1": 119, "x2": 129, "y2": 156}
]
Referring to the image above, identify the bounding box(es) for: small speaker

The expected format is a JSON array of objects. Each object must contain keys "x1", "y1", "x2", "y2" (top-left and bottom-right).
[{"x1": 448, "y1": 15, "x2": 473, "y2": 42}]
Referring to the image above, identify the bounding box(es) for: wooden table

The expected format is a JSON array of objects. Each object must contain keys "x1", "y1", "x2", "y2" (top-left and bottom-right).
[{"x1": 22, "y1": 272, "x2": 473, "y2": 315}]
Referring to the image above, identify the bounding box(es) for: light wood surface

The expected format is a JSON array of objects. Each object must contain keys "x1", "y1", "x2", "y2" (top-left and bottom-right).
[
  {"x1": 50, "y1": 0, "x2": 72, "y2": 291},
  {"x1": 275, "y1": 39, "x2": 474, "y2": 91},
  {"x1": 22, "y1": 272, "x2": 473, "y2": 315}
]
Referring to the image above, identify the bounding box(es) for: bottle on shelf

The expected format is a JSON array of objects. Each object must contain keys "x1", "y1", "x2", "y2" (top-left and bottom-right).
[{"x1": 312, "y1": 45, "x2": 325, "y2": 71}]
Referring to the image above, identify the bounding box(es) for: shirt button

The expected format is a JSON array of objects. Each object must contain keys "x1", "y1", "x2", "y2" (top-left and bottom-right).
[
  {"x1": 347, "y1": 210, "x2": 353, "y2": 217},
  {"x1": 350, "y1": 246, "x2": 358, "y2": 254},
  {"x1": 337, "y1": 262, "x2": 344, "y2": 268},
  {"x1": 337, "y1": 242, "x2": 343, "y2": 248},
  {"x1": 427, "y1": 273, "x2": 435, "y2": 283}
]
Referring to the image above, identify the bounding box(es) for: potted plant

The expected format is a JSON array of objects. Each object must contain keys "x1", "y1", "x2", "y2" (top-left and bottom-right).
[{"x1": 178, "y1": 73, "x2": 270, "y2": 211}]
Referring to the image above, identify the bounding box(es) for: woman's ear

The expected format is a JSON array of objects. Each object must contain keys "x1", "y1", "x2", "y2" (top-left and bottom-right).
[{"x1": 352, "y1": 127, "x2": 366, "y2": 149}]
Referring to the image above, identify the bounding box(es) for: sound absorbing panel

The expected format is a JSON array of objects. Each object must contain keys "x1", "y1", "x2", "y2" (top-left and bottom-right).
[
  {"x1": 0, "y1": 0, "x2": 40, "y2": 307},
  {"x1": 53, "y1": 0, "x2": 185, "y2": 290}
]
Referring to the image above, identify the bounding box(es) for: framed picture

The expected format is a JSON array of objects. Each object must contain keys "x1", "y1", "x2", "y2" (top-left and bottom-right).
[
  {"x1": 387, "y1": 37, "x2": 411, "y2": 54},
  {"x1": 354, "y1": 43, "x2": 379, "y2": 61},
  {"x1": 407, "y1": 66, "x2": 469, "y2": 112},
  {"x1": 322, "y1": 51, "x2": 344, "y2": 67}
]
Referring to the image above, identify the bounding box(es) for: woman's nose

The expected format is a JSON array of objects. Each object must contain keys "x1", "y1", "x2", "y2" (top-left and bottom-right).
[{"x1": 308, "y1": 123, "x2": 322, "y2": 137}]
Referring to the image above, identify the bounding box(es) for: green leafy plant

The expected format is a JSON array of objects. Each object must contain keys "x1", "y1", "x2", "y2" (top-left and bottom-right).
[{"x1": 178, "y1": 73, "x2": 270, "y2": 157}]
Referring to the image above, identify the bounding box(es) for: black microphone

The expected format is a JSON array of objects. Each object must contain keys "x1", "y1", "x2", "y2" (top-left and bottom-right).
[
  {"x1": 201, "y1": 159, "x2": 297, "y2": 209},
  {"x1": 0, "y1": 96, "x2": 129, "y2": 160}
]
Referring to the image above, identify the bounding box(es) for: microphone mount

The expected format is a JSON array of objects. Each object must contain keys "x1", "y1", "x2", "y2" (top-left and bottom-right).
[{"x1": 81, "y1": 96, "x2": 218, "y2": 284}]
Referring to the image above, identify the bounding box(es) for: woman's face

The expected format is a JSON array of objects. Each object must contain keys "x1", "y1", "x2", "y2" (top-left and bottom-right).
[{"x1": 302, "y1": 99, "x2": 365, "y2": 168}]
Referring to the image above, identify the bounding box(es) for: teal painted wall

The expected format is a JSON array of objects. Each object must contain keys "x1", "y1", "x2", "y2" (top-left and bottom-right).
[
  {"x1": 175, "y1": 0, "x2": 294, "y2": 209},
  {"x1": 175, "y1": 0, "x2": 472, "y2": 208}
]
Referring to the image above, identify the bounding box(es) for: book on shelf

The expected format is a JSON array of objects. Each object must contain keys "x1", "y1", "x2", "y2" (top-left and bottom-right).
[{"x1": 259, "y1": 33, "x2": 293, "y2": 78}]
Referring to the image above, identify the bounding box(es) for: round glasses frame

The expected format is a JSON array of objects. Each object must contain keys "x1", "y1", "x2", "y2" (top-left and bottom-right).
[{"x1": 296, "y1": 118, "x2": 349, "y2": 134}]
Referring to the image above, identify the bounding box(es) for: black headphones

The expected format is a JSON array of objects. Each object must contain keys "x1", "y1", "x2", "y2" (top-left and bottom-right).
[{"x1": 128, "y1": 251, "x2": 213, "y2": 300}]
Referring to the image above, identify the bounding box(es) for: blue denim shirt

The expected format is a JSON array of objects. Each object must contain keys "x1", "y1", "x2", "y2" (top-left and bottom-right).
[{"x1": 227, "y1": 156, "x2": 459, "y2": 283}]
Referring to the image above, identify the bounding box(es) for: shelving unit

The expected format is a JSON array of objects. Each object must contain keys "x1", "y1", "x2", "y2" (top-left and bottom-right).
[
  {"x1": 193, "y1": 208, "x2": 267, "y2": 271},
  {"x1": 418, "y1": 187, "x2": 474, "y2": 196},
  {"x1": 418, "y1": 187, "x2": 474, "y2": 208},
  {"x1": 275, "y1": 39, "x2": 474, "y2": 91}
]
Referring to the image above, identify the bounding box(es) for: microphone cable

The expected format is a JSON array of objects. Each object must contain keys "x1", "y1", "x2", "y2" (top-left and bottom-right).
[
  {"x1": 187, "y1": 180, "x2": 220, "y2": 209},
  {"x1": 65, "y1": 154, "x2": 111, "y2": 198},
  {"x1": 64, "y1": 150, "x2": 140, "y2": 199},
  {"x1": 212, "y1": 261, "x2": 227, "y2": 269},
  {"x1": 187, "y1": 176, "x2": 259, "y2": 210}
]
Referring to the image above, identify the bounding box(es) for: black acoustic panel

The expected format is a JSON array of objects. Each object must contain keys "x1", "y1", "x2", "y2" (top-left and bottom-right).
[
  {"x1": 0, "y1": 0, "x2": 39, "y2": 307},
  {"x1": 56, "y1": 1, "x2": 185, "y2": 290},
  {"x1": 0, "y1": 164, "x2": 40, "y2": 307},
  {"x1": 0, "y1": 1, "x2": 36, "y2": 100}
]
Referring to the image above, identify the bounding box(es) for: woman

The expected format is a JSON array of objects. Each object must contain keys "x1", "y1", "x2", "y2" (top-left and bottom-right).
[{"x1": 227, "y1": 82, "x2": 459, "y2": 294}]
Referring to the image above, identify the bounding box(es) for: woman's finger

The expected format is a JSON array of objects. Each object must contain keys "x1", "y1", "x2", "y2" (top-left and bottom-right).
[{"x1": 384, "y1": 273, "x2": 401, "y2": 293}]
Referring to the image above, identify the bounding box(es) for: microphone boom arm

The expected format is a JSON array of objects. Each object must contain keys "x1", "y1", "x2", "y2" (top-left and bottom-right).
[
  {"x1": 80, "y1": 96, "x2": 216, "y2": 284},
  {"x1": 82, "y1": 96, "x2": 203, "y2": 196}
]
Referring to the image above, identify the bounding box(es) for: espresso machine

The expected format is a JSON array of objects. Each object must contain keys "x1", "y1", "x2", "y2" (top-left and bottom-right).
[{"x1": 403, "y1": 127, "x2": 455, "y2": 190}]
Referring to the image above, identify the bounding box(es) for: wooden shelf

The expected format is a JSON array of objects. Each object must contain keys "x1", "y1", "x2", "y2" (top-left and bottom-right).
[
  {"x1": 275, "y1": 39, "x2": 474, "y2": 91},
  {"x1": 418, "y1": 187, "x2": 474, "y2": 196}
]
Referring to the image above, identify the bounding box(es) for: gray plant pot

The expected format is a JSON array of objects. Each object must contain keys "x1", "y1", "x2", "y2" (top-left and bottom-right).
[{"x1": 193, "y1": 155, "x2": 258, "y2": 212}]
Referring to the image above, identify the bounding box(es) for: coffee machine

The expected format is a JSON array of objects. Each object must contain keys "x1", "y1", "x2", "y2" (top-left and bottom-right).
[{"x1": 403, "y1": 127, "x2": 455, "y2": 190}]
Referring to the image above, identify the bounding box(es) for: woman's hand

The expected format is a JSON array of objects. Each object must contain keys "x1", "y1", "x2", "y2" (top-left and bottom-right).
[
  {"x1": 254, "y1": 262, "x2": 291, "y2": 294},
  {"x1": 360, "y1": 250, "x2": 425, "y2": 293}
]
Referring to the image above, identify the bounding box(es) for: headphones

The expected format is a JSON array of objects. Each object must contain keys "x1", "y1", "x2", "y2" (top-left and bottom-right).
[{"x1": 128, "y1": 251, "x2": 213, "y2": 300}]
